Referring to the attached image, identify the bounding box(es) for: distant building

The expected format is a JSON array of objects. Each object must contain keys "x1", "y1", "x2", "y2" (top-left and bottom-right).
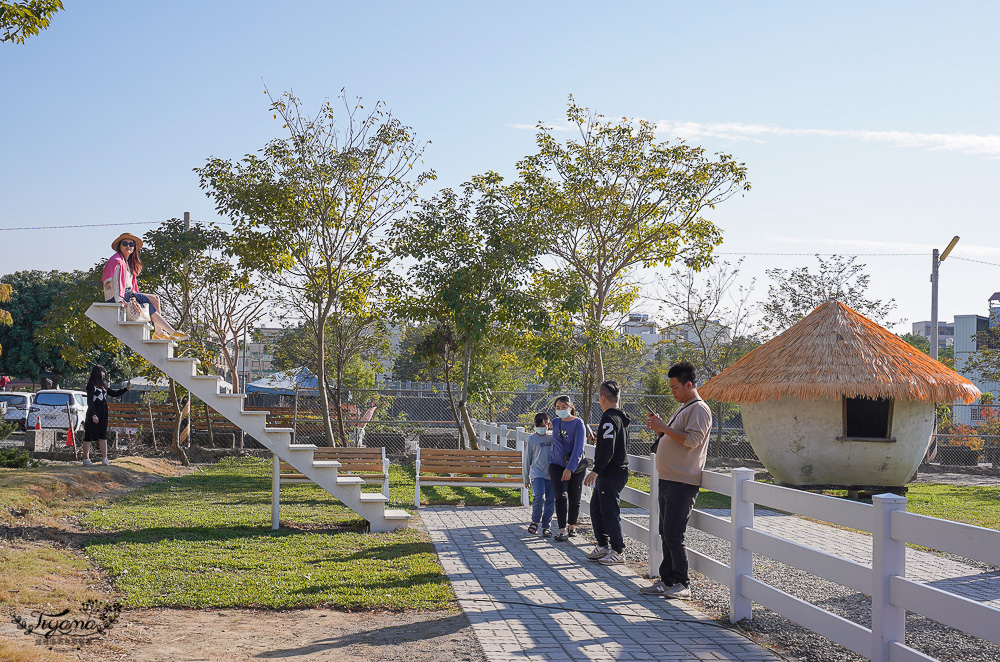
[
  {"x1": 911, "y1": 320, "x2": 954, "y2": 348},
  {"x1": 619, "y1": 313, "x2": 730, "y2": 358}
]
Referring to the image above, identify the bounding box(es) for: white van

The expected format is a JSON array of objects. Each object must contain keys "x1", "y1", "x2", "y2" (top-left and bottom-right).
[
  {"x1": 0, "y1": 392, "x2": 33, "y2": 429},
  {"x1": 27, "y1": 390, "x2": 88, "y2": 434}
]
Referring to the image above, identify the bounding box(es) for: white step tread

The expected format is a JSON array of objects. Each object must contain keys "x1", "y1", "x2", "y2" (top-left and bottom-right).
[
  {"x1": 359, "y1": 493, "x2": 389, "y2": 503},
  {"x1": 382, "y1": 509, "x2": 412, "y2": 520},
  {"x1": 336, "y1": 476, "x2": 365, "y2": 486},
  {"x1": 287, "y1": 444, "x2": 318, "y2": 451},
  {"x1": 264, "y1": 427, "x2": 293, "y2": 434},
  {"x1": 312, "y1": 461, "x2": 342, "y2": 468}
]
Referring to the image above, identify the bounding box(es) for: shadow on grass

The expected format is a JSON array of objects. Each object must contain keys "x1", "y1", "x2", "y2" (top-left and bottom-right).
[
  {"x1": 294, "y1": 571, "x2": 449, "y2": 596},
  {"x1": 79, "y1": 522, "x2": 381, "y2": 548},
  {"x1": 256, "y1": 612, "x2": 471, "y2": 658},
  {"x1": 303, "y1": 541, "x2": 433, "y2": 566}
]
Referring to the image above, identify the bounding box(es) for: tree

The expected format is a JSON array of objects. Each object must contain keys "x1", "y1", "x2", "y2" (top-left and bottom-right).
[
  {"x1": 762, "y1": 255, "x2": 898, "y2": 335},
  {"x1": 656, "y1": 260, "x2": 761, "y2": 452},
  {"x1": 901, "y1": 333, "x2": 955, "y2": 370},
  {"x1": 506, "y1": 96, "x2": 750, "y2": 389},
  {"x1": 0, "y1": 282, "x2": 11, "y2": 357},
  {"x1": 197, "y1": 90, "x2": 433, "y2": 447},
  {"x1": 1, "y1": 0, "x2": 62, "y2": 43},
  {"x1": 961, "y1": 327, "x2": 1000, "y2": 386},
  {"x1": 392, "y1": 185, "x2": 547, "y2": 448}
]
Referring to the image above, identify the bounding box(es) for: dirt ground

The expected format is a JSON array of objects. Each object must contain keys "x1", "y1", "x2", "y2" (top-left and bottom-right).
[{"x1": 0, "y1": 458, "x2": 485, "y2": 662}]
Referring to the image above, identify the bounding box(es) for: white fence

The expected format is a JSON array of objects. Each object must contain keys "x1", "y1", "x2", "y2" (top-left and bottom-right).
[{"x1": 472, "y1": 420, "x2": 1000, "y2": 662}]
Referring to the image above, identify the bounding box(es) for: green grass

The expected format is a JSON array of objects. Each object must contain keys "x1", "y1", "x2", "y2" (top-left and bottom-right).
[
  {"x1": 81, "y1": 457, "x2": 518, "y2": 610},
  {"x1": 893, "y1": 484, "x2": 1000, "y2": 530},
  {"x1": 625, "y1": 473, "x2": 730, "y2": 509}
]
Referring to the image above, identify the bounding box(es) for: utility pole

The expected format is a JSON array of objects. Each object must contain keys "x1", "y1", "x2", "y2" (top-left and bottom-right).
[
  {"x1": 931, "y1": 236, "x2": 960, "y2": 361},
  {"x1": 183, "y1": 211, "x2": 191, "y2": 230}
]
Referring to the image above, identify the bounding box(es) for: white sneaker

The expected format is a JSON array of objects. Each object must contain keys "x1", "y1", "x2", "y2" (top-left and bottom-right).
[
  {"x1": 598, "y1": 550, "x2": 626, "y2": 565},
  {"x1": 101, "y1": 458, "x2": 110, "y2": 466},
  {"x1": 82, "y1": 458, "x2": 95, "y2": 466},
  {"x1": 639, "y1": 580, "x2": 668, "y2": 595},
  {"x1": 664, "y1": 583, "x2": 691, "y2": 599},
  {"x1": 585, "y1": 545, "x2": 609, "y2": 561}
]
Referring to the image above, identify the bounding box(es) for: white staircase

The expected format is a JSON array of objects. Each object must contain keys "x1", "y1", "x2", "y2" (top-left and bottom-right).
[{"x1": 86, "y1": 303, "x2": 410, "y2": 533}]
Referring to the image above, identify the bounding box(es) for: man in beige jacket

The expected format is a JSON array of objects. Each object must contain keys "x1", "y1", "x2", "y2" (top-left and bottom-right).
[{"x1": 639, "y1": 361, "x2": 712, "y2": 599}]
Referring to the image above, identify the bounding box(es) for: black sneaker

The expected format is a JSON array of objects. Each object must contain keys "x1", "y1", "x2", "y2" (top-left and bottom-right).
[
  {"x1": 553, "y1": 532, "x2": 568, "y2": 542},
  {"x1": 567, "y1": 529, "x2": 577, "y2": 538}
]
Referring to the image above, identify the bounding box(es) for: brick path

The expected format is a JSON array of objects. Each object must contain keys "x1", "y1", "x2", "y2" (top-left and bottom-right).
[{"x1": 421, "y1": 506, "x2": 780, "y2": 662}]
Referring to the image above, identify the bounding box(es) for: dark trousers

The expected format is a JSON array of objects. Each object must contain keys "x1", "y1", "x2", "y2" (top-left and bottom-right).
[
  {"x1": 590, "y1": 467, "x2": 629, "y2": 552},
  {"x1": 549, "y1": 463, "x2": 584, "y2": 529},
  {"x1": 658, "y1": 479, "x2": 700, "y2": 587}
]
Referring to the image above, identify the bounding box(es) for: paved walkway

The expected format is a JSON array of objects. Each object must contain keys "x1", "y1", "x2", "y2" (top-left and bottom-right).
[{"x1": 422, "y1": 506, "x2": 780, "y2": 662}]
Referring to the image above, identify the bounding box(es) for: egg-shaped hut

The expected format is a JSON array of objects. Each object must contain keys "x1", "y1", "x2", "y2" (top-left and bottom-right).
[{"x1": 700, "y1": 301, "x2": 980, "y2": 488}]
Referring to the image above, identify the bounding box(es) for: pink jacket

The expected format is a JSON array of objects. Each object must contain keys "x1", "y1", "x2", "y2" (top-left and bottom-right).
[{"x1": 102, "y1": 253, "x2": 138, "y2": 302}]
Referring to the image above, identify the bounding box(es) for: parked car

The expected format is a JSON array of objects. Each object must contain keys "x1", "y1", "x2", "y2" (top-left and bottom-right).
[
  {"x1": 27, "y1": 390, "x2": 87, "y2": 434},
  {"x1": 0, "y1": 391, "x2": 34, "y2": 430}
]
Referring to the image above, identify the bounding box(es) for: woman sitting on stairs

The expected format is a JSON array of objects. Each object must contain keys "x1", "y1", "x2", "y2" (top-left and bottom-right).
[{"x1": 102, "y1": 232, "x2": 188, "y2": 341}]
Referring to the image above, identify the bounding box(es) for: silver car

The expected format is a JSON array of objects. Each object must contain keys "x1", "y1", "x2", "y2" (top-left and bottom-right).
[
  {"x1": 27, "y1": 390, "x2": 87, "y2": 434},
  {"x1": 0, "y1": 391, "x2": 33, "y2": 430}
]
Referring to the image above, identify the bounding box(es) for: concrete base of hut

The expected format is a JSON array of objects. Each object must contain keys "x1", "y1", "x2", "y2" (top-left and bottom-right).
[{"x1": 742, "y1": 397, "x2": 935, "y2": 487}]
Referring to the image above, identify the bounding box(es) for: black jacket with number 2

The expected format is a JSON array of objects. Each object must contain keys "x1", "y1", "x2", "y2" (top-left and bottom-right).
[{"x1": 591, "y1": 407, "x2": 631, "y2": 475}]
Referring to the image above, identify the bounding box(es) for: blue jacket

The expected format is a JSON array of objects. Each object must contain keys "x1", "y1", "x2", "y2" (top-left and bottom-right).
[
  {"x1": 523, "y1": 432, "x2": 552, "y2": 482},
  {"x1": 549, "y1": 417, "x2": 586, "y2": 472}
]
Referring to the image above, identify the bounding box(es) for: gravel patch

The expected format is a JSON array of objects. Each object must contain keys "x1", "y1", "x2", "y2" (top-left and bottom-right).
[{"x1": 574, "y1": 513, "x2": 1000, "y2": 662}]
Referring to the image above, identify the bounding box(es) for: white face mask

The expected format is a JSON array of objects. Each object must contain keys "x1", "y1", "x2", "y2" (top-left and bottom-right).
[
  {"x1": 555, "y1": 408, "x2": 571, "y2": 419},
  {"x1": 535, "y1": 426, "x2": 548, "y2": 435}
]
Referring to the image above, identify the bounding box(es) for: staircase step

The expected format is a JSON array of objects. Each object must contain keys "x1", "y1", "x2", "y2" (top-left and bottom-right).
[
  {"x1": 359, "y1": 493, "x2": 389, "y2": 503},
  {"x1": 191, "y1": 375, "x2": 222, "y2": 382},
  {"x1": 118, "y1": 321, "x2": 150, "y2": 327},
  {"x1": 263, "y1": 427, "x2": 293, "y2": 434},
  {"x1": 381, "y1": 509, "x2": 412, "y2": 520},
  {"x1": 240, "y1": 411, "x2": 268, "y2": 418},
  {"x1": 166, "y1": 357, "x2": 199, "y2": 364},
  {"x1": 217, "y1": 394, "x2": 245, "y2": 400},
  {"x1": 143, "y1": 338, "x2": 176, "y2": 347},
  {"x1": 287, "y1": 444, "x2": 318, "y2": 452},
  {"x1": 91, "y1": 302, "x2": 120, "y2": 308},
  {"x1": 336, "y1": 476, "x2": 365, "y2": 486},
  {"x1": 312, "y1": 460, "x2": 342, "y2": 468}
]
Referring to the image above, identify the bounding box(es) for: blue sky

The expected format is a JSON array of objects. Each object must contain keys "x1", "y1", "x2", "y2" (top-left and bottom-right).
[{"x1": 3, "y1": 1, "x2": 1000, "y2": 332}]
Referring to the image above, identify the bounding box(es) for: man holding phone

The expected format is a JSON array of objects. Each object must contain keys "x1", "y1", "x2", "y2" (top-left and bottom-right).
[{"x1": 640, "y1": 361, "x2": 712, "y2": 599}]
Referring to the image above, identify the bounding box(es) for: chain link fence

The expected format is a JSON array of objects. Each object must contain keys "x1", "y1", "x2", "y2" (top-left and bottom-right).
[{"x1": 258, "y1": 388, "x2": 756, "y2": 460}]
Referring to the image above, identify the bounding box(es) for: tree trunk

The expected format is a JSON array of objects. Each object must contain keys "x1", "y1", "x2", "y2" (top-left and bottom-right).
[
  {"x1": 316, "y1": 321, "x2": 335, "y2": 447},
  {"x1": 444, "y1": 371, "x2": 464, "y2": 449},
  {"x1": 204, "y1": 402, "x2": 215, "y2": 448},
  {"x1": 168, "y1": 381, "x2": 190, "y2": 466},
  {"x1": 459, "y1": 343, "x2": 479, "y2": 450},
  {"x1": 712, "y1": 401, "x2": 724, "y2": 458},
  {"x1": 333, "y1": 366, "x2": 349, "y2": 446}
]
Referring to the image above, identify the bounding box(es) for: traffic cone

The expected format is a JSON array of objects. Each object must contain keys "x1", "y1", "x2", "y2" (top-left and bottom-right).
[
  {"x1": 34, "y1": 417, "x2": 41, "y2": 430},
  {"x1": 65, "y1": 423, "x2": 74, "y2": 447}
]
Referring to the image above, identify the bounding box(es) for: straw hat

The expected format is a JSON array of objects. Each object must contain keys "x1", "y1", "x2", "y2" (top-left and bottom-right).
[
  {"x1": 700, "y1": 300, "x2": 980, "y2": 404},
  {"x1": 111, "y1": 232, "x2": 143, "y2": 252}
]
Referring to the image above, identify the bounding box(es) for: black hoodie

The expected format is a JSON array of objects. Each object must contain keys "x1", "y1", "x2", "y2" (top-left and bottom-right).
[{"x1": 592, "y1": 407, "x2": 631, "y2": 474}]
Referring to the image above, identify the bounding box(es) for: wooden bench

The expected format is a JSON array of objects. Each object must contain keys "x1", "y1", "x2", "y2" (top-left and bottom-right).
[
  {"x1": 280, "y1": 447, "x2": 390, "y2": 498},
  {"x1": 413, "y1": 447, "x2": 525, "y2": 507}
]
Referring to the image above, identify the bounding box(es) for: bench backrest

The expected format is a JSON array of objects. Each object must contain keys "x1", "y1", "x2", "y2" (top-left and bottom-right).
[
  {"x1": 418, "y1": 448, "x2": 522, "y2": 475},
  {"x1": 281, "y1": 447, "x2": 386, "y2": 474}
]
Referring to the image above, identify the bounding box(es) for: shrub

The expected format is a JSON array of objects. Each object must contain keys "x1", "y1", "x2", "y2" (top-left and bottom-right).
[
  {"x1": 0, "y1": 447, "x2": 31, "y2": 468},
  {"x1": 937, "y1": 419, "x2": 984, "y2": 451},
  {"x1": 0, "y1": 421, "x2": 15, "y2": 441}
]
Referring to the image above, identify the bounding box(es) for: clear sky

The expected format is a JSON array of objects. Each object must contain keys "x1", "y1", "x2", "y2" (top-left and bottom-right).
[{"x1": 3, "y1": 1, "x2": 1000, "y2": 332}]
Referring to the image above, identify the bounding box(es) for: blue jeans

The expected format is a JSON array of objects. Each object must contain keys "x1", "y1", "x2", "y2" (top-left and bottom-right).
[
  {"x1": 530, "y1": 476, "x2": 555, "y2": 529},
  {"x1": 658, "y1": 479, "x2": 701, "y2": 587}
]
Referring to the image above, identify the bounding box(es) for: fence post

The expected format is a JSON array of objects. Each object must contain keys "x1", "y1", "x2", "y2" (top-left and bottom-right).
[
  {"x1": 729, "y1": 468, "x2": 755, "y2": 623},
  {"x1": 499, "y1": 424, "x2": 508, "y2": 451},
  {"x1": 871, "y1": 493, "x2": 907, "y2": 662},
  {"x1": 490, "y1": 423, "x2": 499, "y2": 450},
  {"x1": 271, "y1": 453, "x2": 280, "y2": 530},
  {"x1": 515, "y1": 427, "x2": 529, "y2": 507},
  {"x1": 648, "y1": 448, "x2": 662, "y2": 578}
]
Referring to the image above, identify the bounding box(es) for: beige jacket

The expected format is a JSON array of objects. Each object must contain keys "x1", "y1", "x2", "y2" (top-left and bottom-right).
[{"x1": 655, "y1": 399, "x2": 712, "y2": 486}]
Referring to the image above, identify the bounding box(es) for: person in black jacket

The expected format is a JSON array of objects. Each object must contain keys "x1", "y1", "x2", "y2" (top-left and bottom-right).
[
  {"x1": 82, "y1": 365, "x2": 130, "y2": 467},
  {"x1": 584, "y1": 379, "x2": 631, "y2": 565}
]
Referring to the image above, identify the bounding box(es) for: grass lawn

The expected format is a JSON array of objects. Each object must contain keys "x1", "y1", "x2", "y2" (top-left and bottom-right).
[{"x1": 82, "y1": 457, "x2": 520, "y2": 610}]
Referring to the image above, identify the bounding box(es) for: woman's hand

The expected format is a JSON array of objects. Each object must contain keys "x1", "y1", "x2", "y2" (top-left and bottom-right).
[
  {"x1": 92, "y1": 415, "x2": 99, "y2": 424},
  {"x1": 561, "y1": 468, "x2": 571, "y2": 482},
  {"x1": 524, "y1": 482, "x2": 530, "y2": 489}
]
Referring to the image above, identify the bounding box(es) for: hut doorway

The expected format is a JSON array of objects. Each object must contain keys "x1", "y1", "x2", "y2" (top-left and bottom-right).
[{"x1": 841, "y1": 396, "x2": 894, "y2": 440}]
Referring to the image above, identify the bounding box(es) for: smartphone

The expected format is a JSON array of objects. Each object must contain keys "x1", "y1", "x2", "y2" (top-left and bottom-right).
[{"x1": 643, "y1": 403, "x2": 656, "y2": 416}]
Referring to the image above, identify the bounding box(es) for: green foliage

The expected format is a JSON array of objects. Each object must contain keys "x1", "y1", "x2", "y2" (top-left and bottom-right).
[
  {"x1": 0, "y1": 447, "x2": 30, "y2": 468},
  {"x1": 762, "y1": 255, "x2": 897, "y2": 335},
  {"x1": 961, "y1": 326, "x2": 1000, "y2": 385},
  {"x1": 0, "y1": 0, "x2": 62, "y2": 43},
  {"x1": 900, "y1": 332, "x2": 954, "y2": 369},
  {"x1": 0, "y1": 282, "x2": 11, "y2": 358},
  {"x1": 506, "y1": 96, "x2": 749, "y2": 390}
]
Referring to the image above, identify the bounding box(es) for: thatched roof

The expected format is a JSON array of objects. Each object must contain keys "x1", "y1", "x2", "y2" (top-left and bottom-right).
[{"x1": 700, "y1": 301, "x2": 980, "y2": 404}]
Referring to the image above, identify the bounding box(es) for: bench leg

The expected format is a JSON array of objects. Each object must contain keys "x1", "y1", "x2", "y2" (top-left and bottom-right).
[{"x1": 383, "y1": 458, "x2": 390, "y2": 499}]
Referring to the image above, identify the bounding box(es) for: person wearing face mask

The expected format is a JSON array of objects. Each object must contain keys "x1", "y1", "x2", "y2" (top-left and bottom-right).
[
  {"x1": 523, "y1": 412, "x2": 555, "y2": 537},
  {"x1": 548, "y1": 395, "x2": 588, "y2": 542}
]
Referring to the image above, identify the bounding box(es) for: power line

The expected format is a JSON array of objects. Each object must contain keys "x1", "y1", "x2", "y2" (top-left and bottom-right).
[
  {"x1": 0, "y1": 220, "x2": 232, "y2": 231},
  {"x1": 950, "y1": 256, "x2": 1000, "y2": 268}
]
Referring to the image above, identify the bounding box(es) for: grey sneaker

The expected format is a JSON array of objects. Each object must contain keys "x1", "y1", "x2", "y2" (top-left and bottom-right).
[
  {"x1": 82, "y1": 458, "x2": 95, "y2": 466},
  {"x1": 664, "y1": 583, "x2": 691, "y2": 599},
  {"x1": 101, "y1": 457, "x2": 110, "y2": 466},
  {"x1": 598, "y1": 550, "x2": 626, "y2": 565},
  {"x1": 585, "y1": 545, "x2": 609, "y2": 561},
  {"x1": 639, "y1": 580, "x2": 669, "y2": 595}
]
